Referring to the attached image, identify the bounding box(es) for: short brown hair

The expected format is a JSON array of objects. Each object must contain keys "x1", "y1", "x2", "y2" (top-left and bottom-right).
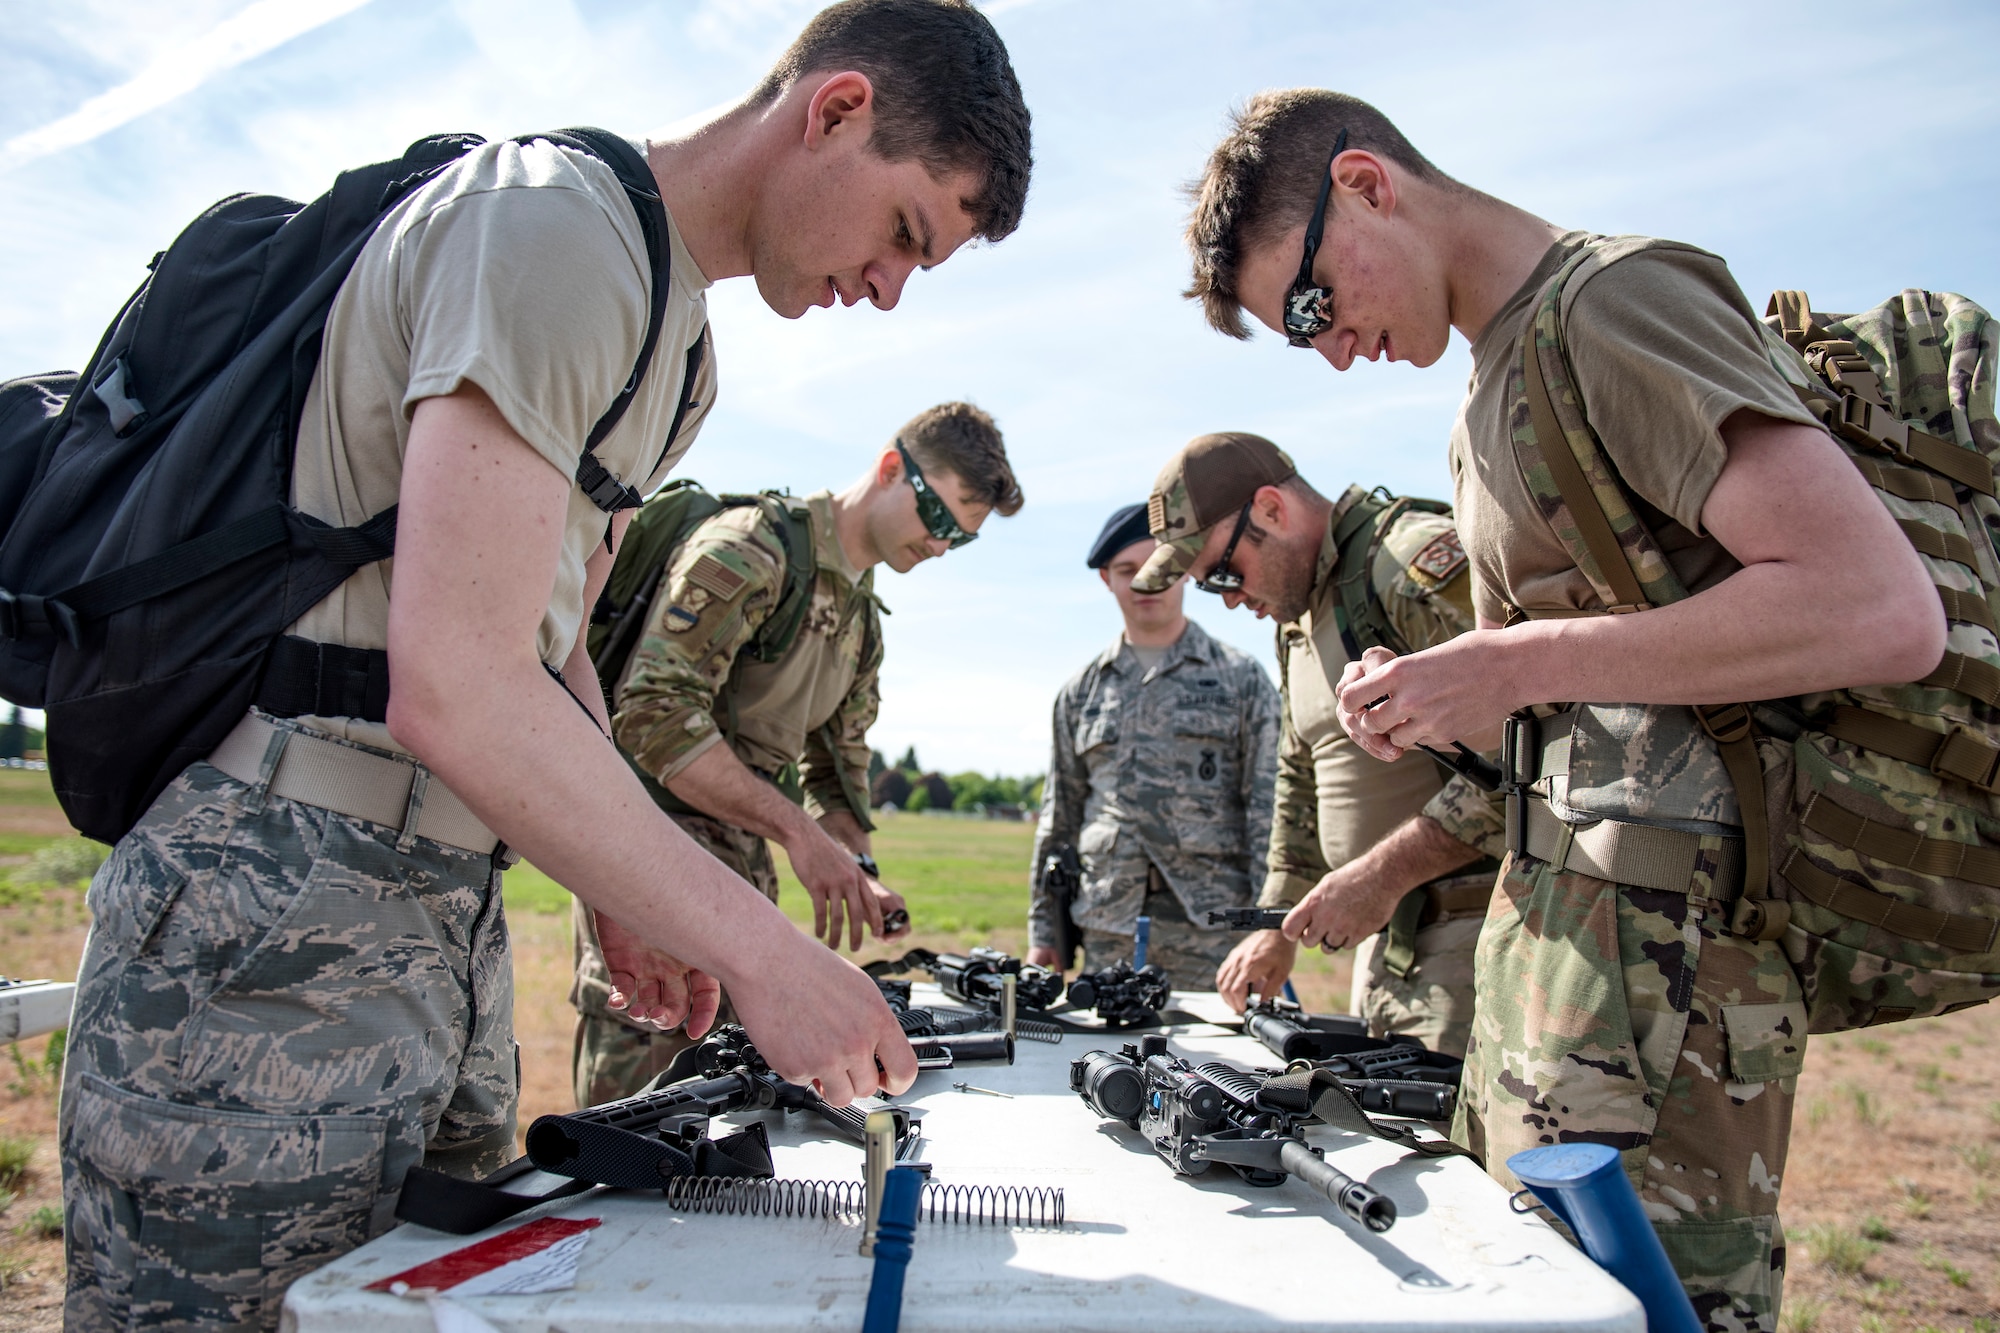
[
  {"x1": 898, "y1": 401, "x2": 1022, "y2": 516},
  {"x1": 752, "y1": 0, "x2": 1033, "y2": 242},
  {"x1": 1185, "y1": 90, "x2": 1455, "y2": 339}
]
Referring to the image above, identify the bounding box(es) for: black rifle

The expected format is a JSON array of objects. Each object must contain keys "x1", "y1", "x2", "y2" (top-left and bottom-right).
[
  {"x1": 1064, "y1": 959, "x2": 1170, "y2": 1028},
  {"x1": 1248, "y1": 996, "x2": 1472, "y2": 1088},
  {"x1": 1071, "y1": 1035, "x2": 1397, "y2": 1233},
  {"x1": 1205, "y1": 907, "x2": 1289, "y2": 931},
  {"x1": 523, "y1": 1026, "x2": 917, "y2": 1191},
  {"x1": 874, "y1": 976, "x2": 1063, "y2": 1046},
  {"x1": 398, "y1": 1025, "x2": 921, "y2": 1234},
  {"x1": 1040, "y1": 843, "x2": 1086, "y2": 972},
  {"x1": 865, "y1": 946, "x2": 1066, "y2": 1011}
]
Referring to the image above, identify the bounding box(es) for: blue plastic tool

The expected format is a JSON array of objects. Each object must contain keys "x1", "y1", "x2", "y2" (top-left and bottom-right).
[
  {"x1": 1133, "y1": 914, "x2": 1151, "y2": 971},
  {"x1": 1506, "y1": 1143, "x2": 1701, "y2": 1333},
  {"x1": 861, "y1": 1166, "x2": 923, "y2": 1333},
  {"x1": 1281, "y1": 979, "x2": 1300, "y2": 1005}
]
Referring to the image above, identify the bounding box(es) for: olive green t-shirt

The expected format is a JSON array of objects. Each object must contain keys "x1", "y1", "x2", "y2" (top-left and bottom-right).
[{"x1": 287, "y1": 136, "x2": 717, "y2": 752}]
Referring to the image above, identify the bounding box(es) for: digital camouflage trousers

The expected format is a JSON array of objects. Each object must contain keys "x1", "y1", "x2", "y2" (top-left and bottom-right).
[
  {"x1": 1454, "y1": 850, "x2": 1806, "y2": 1333},
  {"x1": 570, "y1": 811, "x2": 779, "y2": 1108},
  {"x1": 61, "y1": 751, "x2": 516, "y2": 1332},
  {"x1": 1350, "y1": 911, "x2": 1483, "y2": 1059},
  {"x1": 1080, "y1": 876, "x2": 1236, "y2": 991}
]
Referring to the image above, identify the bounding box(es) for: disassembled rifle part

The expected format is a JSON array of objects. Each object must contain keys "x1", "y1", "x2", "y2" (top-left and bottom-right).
[{"x1": 951, "y1": 1082, "x2": 1013, "y2": 1098}]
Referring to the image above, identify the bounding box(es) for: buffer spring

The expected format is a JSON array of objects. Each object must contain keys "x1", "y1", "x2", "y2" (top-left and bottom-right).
[
  {"x1": 897, "y1": 1005, "x2": 1064, "y2": 1044},
  {"x1": 661, "y1": 1176, "x2": 1066, "y2": 1227}
]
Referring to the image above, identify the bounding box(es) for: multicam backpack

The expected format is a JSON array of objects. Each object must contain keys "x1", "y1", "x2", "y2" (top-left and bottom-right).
[{"x1": 1510, "y1": 236, "x2": 2000, "y2": 1033}]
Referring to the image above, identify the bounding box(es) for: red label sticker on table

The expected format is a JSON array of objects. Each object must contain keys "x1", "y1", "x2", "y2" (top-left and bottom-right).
[{"x1": 366, "y1": 1217, "x2": 601, "y2": 1293}]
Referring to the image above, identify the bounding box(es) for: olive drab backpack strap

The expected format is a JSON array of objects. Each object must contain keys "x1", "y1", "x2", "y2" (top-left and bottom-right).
[
  {"x1": 741, "y1": 494, "x2": 817, "y2": 664},
  {"x1": 1330, "y1": 489, "x2": 1402, "y2": 659}
]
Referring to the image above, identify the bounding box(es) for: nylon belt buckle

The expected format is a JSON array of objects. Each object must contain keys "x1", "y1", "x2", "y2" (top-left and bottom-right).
[
  {"x1": 1696, "y1": 701, "x2": 1754, "y2": 746},
  {"x1": 1500, "y1": 714, "x2": 1542, "y2": 855},
  {"x1": 1835, "y1": 393, "x2": 1905, "y2": 459},
  {"x1": 1932, "y1": 724, "x2": 2000, "y2": 790}
]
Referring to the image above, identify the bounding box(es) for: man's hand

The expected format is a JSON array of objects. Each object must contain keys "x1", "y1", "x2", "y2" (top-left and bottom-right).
[
  {"x1": 1337, "y1": 644, "x2": 1511, "y2": 765},
  {"x1": 1283, "y1": 862, "x2": 1410, "y2": 952},
  {"x1": 1025, "y1": 945, "x2": 1063, "y2": 971},
  {"x1": 786, "y1": 826, "x2": 885, "y2": 950},
  {"x1": 870, "y1": 876, "x2": 910, "y2": 941},
  {"x1": 594, "y1": 909, "x2": 723, "y2": 1035},
  {"x1": 728, "y1": 946, "x2": 918, "y2": 1105},
  {"x1": 1216, "y1": 930, "x2": 1295, "y2": 1012}
]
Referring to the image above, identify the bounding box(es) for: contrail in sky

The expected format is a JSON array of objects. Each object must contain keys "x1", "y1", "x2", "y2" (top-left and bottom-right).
[{"x1": 0, "y1": 0, "x2": 377, "y2": 175}]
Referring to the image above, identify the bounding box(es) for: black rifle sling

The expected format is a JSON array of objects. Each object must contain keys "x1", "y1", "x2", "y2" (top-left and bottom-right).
[
  {"x1": 395, "y1": 1158, "x2": 596, "y2": 1235},
  {"x1": 541, "y1": 127, "x2": 675, "y2": 515}
]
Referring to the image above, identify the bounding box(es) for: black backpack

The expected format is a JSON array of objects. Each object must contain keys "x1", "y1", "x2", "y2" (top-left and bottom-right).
[{"x1": 0, "y1": 127, "x2": 706, "y2": 843}]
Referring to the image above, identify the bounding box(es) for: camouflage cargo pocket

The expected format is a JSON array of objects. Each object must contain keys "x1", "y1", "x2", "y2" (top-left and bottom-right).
[
  {"x1": 67, "y1": 1072, "x2": 387, "y2": 1328},
  {"x1": 1720, "y1": 1000, "x2": 1808, "y2": 1085},
  {"x1": 1767, "y1": 731, "x2": 2000, "y2": 1033}
]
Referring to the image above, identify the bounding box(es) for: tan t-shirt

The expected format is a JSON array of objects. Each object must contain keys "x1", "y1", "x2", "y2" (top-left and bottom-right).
[
  {"x1": 288, "y1": 136, "x2": 717, "y2": 750},
  {"x1": 1450, "y1": 232, "x2": 1817, "y2": 624},
  {"x1": 1448, "y1": 233, "x2": 1821, "y2": 829}
]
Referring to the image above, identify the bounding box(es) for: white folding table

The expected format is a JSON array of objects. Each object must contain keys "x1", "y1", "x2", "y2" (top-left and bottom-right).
[{"x1": 285, "y1": 990, "x2": 1642, "y2": 1331}]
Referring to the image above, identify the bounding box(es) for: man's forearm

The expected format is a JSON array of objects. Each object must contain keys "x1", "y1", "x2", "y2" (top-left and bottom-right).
[
  {"x1": 1365, "y1": 814, "x2": 1484, "y2": 892},
  {"x1": 818, "y1": 807, "x2": 871, "y2": 858},
  {"x1": 665, "y1": 742, "x2": 822, "y2": 849}
]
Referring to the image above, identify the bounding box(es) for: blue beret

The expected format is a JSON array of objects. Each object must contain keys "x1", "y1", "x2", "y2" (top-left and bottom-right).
[{"x1": 1087, "y1": 503, "x2": 1154, "y2": 569}]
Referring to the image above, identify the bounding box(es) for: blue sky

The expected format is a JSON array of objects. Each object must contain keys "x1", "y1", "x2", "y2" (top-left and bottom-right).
[{"x1": 3, "y1": 0, "x2": 1997, "y2": 775}]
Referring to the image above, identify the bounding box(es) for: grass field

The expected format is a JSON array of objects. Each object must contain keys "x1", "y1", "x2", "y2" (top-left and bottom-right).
[{"x1": 0, "y1": 777, "x2": 1992, "y2": 1330}]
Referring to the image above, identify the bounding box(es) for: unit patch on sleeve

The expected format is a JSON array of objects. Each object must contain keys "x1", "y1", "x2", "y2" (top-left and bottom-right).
[
  {"x1": 1406, "y1": 528, "x2": 1468, "y2": 591},
  {"x1": 686, "y1": 553, "x2": 748, "y2": 603}
]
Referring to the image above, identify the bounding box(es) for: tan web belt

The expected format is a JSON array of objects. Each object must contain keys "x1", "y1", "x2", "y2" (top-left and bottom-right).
[
  {"x1": 1419, "y1": 879, "x2": 1496, "y2": 925},
  {"x1": 208, "y1": 712, "x2": 501, "y2": 856},
  {"x1": 1519, "y1": 797, "x2": 1744, "y2": 900}
]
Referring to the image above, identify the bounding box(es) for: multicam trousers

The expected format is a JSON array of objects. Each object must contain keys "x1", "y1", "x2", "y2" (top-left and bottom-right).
[
  {"x1": 61, "y1": 747, "x2": 516, "y2": 1332},
  {"x1": 570, "y1": 811, "x2": 779, "y2": 1108},
  {"x1": 1455, "y1": 851, "x2": 1806, "y2": 1333},
  {"x1": 1079, "y1": 873, "x2": 1236, "y2": 991}
]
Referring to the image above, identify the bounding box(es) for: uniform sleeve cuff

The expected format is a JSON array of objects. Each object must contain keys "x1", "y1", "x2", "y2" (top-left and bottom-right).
[
  {"x1": 1258, "y1": 870, "x2": 1318, "y2": 910},
  {"x1": 1423, "y1": 776, "x2": 1508, "y2": 859}
]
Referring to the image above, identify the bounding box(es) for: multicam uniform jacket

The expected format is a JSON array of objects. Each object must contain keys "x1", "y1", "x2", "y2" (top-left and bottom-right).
[
  {"x1": 1262, "y1": 487, "x2": 1497, "y2": 905},
  {"x1": 1029, "y1": 621, "x2": 1280, "y2": 945},
  {"x1": 610, "y1": 489, "x2": 881, "y2": 827}
]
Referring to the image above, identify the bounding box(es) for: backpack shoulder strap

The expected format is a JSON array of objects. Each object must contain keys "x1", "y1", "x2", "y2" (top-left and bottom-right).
[
  {"x1": 742, "y1": 494, "x2": 817, "y2": 664},
  {"x1": 1512, "y1": 244, "x2": 1690, "y2": 617},
  {"x1": 534, "y1": 128, "x2": 673, "y2": 515},
  {"x1": 1331, "y1": 490, "x2": 1405, "y2": 659}
]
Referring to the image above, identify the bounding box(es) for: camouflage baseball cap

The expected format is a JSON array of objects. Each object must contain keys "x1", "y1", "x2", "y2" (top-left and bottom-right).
[{"x1": 1132, "y1": 432, "x2": 1296, "y2": 593}]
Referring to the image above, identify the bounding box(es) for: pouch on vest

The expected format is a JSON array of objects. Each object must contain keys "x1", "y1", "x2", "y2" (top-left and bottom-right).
[{"x1": 1508, "y1": 236, "x2": 2000, "y2": 1033}]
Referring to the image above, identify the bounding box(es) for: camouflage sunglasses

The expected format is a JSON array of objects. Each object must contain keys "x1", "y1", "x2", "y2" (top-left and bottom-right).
[
  {"x1": 1283, "y1": 128, "x2": 1349, "y2": 349},
  {"x1": 895, "y1": 439, "x2": 977, "y2": 549},
  {"x1": 1193, "y1": 503, "x2": 1254, "y2": 594}
]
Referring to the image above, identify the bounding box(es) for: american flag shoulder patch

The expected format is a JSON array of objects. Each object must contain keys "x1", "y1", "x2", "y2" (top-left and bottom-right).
[{"x1": 686, "y1": 553, "x2": 748, "y2": 602}]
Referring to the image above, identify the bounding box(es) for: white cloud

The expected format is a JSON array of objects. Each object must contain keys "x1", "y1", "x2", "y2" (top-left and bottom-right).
[{"x1": 0, "y1": 0, "x2": 378, "y2": 174}]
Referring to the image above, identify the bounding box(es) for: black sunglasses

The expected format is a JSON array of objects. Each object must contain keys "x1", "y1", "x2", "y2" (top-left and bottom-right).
[
  {"x1": 1193, "y1": 503, "x2": 1254, "y2": 594},
  {"x1": 895, "y1": 439, "x2": 977, "y2": 549},
  {"x1": 1282, "y1": 128, "x2": 1348, "y2": 349}
]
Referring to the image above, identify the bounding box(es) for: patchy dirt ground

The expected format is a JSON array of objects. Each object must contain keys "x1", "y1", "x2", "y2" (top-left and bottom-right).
[{"x1": 1, "y1": 844, "x2": 1993, "y2": 1330}]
